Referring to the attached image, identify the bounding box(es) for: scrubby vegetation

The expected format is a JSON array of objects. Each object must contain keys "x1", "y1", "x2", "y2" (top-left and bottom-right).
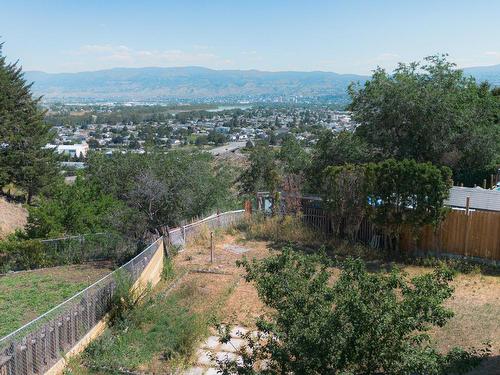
[
  {"x1": 79, "y1": 269, "x2": 237, "y2": 373},
  {"x1": 237, "y1": 213, "x2": 323, "y2": 245}
]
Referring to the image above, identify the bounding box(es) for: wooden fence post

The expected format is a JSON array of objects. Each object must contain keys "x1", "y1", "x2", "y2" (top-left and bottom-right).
[
  {"x1": 244, "y1": 200, "x2": 252, "y2": 215},
  {"x1": 210, "y1": 232, "x2": 214, "y2": 264},
  {"x1": 464, "y1": 197, "x2": 471, "y2": 256}
]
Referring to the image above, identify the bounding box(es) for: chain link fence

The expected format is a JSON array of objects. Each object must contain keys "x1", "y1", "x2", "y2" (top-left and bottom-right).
[
  {"x1": 0, "y1": 237, "x2": 161, "y2": 375},
  {"x1": 0, "y1": 209, "x2": 246, "y2": 375},
  {"x1": 1, "y1": 233, "x2": 138, "y2": 274},
  {"x1": 168, "y1": 210, "x2": 245, "y2": 250}
]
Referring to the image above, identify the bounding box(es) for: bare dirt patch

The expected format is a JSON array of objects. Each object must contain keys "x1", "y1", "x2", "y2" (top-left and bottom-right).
[{"x1": 174, "y1": 233, "x2": 272, "y2": 329}]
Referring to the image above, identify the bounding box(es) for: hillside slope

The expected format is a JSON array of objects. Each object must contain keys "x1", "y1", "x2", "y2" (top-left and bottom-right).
[{"x1": 0, "y1": 198, "x2": 27, "y2": 239}]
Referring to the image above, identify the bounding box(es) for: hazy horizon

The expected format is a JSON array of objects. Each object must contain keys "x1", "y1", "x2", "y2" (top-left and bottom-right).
[{"x1": 20, "y1": 62, "x2": 500, "y2": 76}]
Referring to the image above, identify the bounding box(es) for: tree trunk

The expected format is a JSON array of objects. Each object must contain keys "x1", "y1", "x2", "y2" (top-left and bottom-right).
[{"x1": 27, "y1": 190, "x2": 33, "y2": 205}]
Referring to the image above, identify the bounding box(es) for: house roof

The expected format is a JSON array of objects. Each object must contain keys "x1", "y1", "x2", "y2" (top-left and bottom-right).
[{"x1": 445, "y1": 186, "x2": 500, "y2": 212}]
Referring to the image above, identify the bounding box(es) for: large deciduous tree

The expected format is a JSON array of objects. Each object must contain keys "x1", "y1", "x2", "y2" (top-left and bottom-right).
[
  {"x1": 308, "y1": 130, "x2": 372, "y2": 191},
  {"x1": 278, "y1": 136, "x2": 310, "y2": 175},
  {"x1": 238, "y1": 145, "x2": 281, "y2": 195},
  {"x1": 25, "y1": 177, "x2": 121, "y2": 238},
  {"x1": 0, "y1": 42, "x2": 58, "y2": 202},
  {"x1": 349, "y1": 54, "x2": 500, "y2": 186},
  {"x1": 85, "y1": 150, "x2": 237, "y2": 238}
]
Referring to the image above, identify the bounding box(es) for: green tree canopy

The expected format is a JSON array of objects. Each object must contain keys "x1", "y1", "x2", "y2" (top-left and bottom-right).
[
  {"x1": 86, "y1": 150, "x2": 237, "y2": 238},
  {"x1": 238, "y1": 145, "x2": 281, "y2": 195},
  {"x1": 0, "y1": 42, "x2": 59, "y2": 202},
  {"x1": 349, "y1": 54, "x2": 500, "y2": 186},
  {"x1": 322, "y1": 159, "x2": 452, "y2": 251},
  {"x1": 308, "y1": 130, "x2": 372, "y2": 190},
  {"x1": 25, "y1": 177, "x2": 121, "y2": 238},
  {"x1": 278, "y1": 136, "x2": 310, "y2": 175}
]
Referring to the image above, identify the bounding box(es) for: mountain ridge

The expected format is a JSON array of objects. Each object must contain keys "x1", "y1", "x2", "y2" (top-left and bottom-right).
[{"x1": 24, "y1": 64, "x2": 500, "y2": 101}]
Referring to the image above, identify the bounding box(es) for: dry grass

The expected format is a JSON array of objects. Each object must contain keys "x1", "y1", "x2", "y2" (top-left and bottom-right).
[
  {"x1": 432, "y1": 272, "x2": 500, "y2": 373},
  {"x1": 74, "y1": 227, "x2": 499, "y2": 374},
  {"x1": 0, "y1": 197, "x2": 27, "y2": 239},
  {"x1": 240, "y1": 214, "x2": 325, "y2": 245},
  {"x1": 177, "y1": 230, "x2": 271, "y2": 330}
]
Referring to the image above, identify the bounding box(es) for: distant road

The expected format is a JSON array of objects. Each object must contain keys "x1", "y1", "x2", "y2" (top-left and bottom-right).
[{"x1": 209, "y1": 141, "x2": 247, "y2": 156}]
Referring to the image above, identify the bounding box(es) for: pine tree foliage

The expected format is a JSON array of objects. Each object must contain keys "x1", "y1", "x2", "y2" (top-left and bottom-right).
[{"x1": 0, "y1": 42, "x2": 58, "y2": 202}]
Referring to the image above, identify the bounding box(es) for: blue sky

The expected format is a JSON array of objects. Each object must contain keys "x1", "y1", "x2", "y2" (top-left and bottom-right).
[{"x1": 1, "y1": 0, "x2": 499, "y2": 74}]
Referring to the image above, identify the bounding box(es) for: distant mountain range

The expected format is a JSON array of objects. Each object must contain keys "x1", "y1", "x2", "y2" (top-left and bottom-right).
[
  {"x1": 463, "y1": 64, "x2": 500, "y2": 86},
  {"x1": 24, "y1": 64, "x2": 500, "y2": 102}
]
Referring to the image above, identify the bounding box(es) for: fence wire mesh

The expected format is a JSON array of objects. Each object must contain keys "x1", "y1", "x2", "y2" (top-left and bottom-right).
[
  {"x1": 168, "y1": 210, "x2": 245, "y2": 250},
  {"x1": 0, "y1": 238, "x2": 161, "y2": 375},
  {"x1": 0, "y1": 209, "x2": 245, "y2": 375},
  {"x1": 1, "y1": 233, "x2": 138, "y2": 274}
]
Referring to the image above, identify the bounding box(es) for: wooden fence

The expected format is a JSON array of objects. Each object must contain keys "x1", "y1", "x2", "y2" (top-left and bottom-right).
[
  {"x1": 400, "y1": 210, "x2": 500, "y2": 261},
  {"x1": 288, "y1": 198, "x2": 500, "y2": 262}
]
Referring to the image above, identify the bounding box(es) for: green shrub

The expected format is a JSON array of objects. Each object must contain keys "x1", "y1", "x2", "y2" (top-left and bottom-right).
[
  {"x1": 161, "y1": 257, "x2": 175, "y2": 281},
  {"x1": 108, "y1": 270, "x2": 147, "y2": 326},
  {"x1": 217, "y1": 248, "x2": 489, "y2": 374},
  {"x1": 0, "y1": 239, "x2": 53, "y2": 272},
  {"x1": 241, "y1": 214, "x2": 323, "y2": 245}
]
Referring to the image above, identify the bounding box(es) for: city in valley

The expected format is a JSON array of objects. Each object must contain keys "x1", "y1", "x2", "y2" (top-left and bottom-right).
[{"x1": 44, "y1": 102, "x2": 356, "y2": 159}]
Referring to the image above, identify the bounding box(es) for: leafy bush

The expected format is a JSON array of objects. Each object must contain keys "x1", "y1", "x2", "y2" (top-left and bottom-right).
[
  {"x1": 86, "y1": 150, "x2": 239, "y2": 238},
  {"x1": 217, "y1": 249, "x2": 489, "y2": 374},
  {"x1": 322, "y1": 159, "x2": 452, "y2": 252},
  {"x1": 25, "y1": 177, "x2": 122, "y2": 239},
  {"x1": 0, "y1": 239, "x2": 52, "y2": 272}
]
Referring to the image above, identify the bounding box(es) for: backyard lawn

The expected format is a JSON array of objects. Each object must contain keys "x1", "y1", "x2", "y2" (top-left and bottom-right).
[{"x1": 0, "y1": 263, "x2": 113, "y2": 337}]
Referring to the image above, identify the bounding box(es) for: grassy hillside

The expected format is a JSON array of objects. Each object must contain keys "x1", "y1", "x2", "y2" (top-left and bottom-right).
[{"x1": 0, "y1": 197, "x2": 27, "y2": 239}]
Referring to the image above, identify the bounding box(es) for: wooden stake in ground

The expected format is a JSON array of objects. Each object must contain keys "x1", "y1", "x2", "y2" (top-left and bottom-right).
[{"x1": 210, "y1": 231, "x2": 214, "y2": 263}]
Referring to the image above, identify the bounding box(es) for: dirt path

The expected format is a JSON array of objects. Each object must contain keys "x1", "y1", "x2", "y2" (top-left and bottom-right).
[{"x1": 175, "y1": 234, "x2": 270, "y2": 328}]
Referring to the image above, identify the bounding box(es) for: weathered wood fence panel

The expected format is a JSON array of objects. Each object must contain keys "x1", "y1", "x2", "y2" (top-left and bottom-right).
[
  {"x1": 400, "y1": 210, "x2": 500, "y2": 261},
  {"x1": 279, "y1": 194, "x2": 500, "y2": 261}
]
